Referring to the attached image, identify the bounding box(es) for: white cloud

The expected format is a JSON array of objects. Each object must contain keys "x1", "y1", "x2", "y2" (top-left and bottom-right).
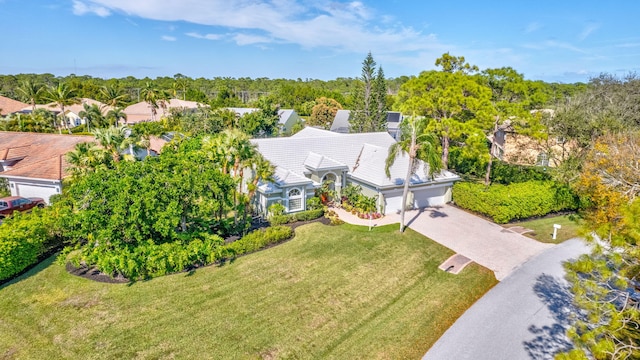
[
  {"x1": 232, "y1": 33, "x2": 272, "y2": 46},
  {"x1": 161, "y1": 35, "x2": 176, "y2": 41},
  {"x1": 579, "y1": 23, "x2": 600, "y2": 41},
  {"x1": 72, "y1": 0, "x2": 111, "y2": 17},
  {"x1": 186, "y1": 32, "x2": 222, "y2": 40},
  {"x1": 72, "y1": 0, "x2": 446, "y2": 56}
]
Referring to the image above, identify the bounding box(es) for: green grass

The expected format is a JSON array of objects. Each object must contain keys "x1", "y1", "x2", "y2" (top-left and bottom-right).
[
  {"x1": 506, "y1": 214, "x2": 583, "y2": 244},
  {"x1": 0, "y1": 223, "x2": 497, "y2": 360}
]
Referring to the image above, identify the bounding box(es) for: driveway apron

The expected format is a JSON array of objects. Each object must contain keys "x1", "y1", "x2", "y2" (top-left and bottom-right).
[{"x1": 423, "y1": 238, "x2": 590, "y2": 360}]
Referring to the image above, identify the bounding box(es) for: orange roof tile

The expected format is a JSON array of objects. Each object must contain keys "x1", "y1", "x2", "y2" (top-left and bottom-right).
[
  {"x1": 0, "y1": 95, "x2": 29, "y2": 116},
  {"x1": 0, "y1": 132, "x2": 93, "y2": 180}
]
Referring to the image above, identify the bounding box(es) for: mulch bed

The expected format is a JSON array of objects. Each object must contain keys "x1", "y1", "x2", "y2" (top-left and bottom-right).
[{"x1": 66, "y1": 216, "x2": 332, "y2": 284}]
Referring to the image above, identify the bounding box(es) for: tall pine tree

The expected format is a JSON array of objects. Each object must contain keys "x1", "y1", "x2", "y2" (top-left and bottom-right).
[{"x1": 350, "y1": 52, "x2": 388, "y2": 133}]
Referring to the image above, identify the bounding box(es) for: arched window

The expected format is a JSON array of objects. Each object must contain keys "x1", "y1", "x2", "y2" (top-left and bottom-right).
[
  {"x1": 288, "y1": 188, "x2": 303, "y2": 211},
  {"x1": 321, "y1": 173, "x2": 337, "y2": 191}
]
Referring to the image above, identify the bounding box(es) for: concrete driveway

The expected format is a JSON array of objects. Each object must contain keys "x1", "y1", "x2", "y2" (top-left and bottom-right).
[
  {"x1": 423, "y1": 238, "x2": 590, "y2": 360},
  {"x1": 333, "y1": 205, "x2": 553, "y2": 281},
  {"x1": 404, "y1": 205, "x2": 553, "y2": 280}
]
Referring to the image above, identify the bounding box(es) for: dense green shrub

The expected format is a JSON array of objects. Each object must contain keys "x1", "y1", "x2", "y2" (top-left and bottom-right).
[
  {"x1": 449, "y1": 146, "x2": 487, "y2": 177},
  {"x1": 70, "y1": 233, "x2": 225, "y2": 280},
  {"x1": 223, "y1": 226, "x2": 293, "y2": 257},
  {"x1": 453, "y1": 181, "x2": 579, "y2": 223},
  {"x1": 0, "y1": 209, "x2": 61, "y2": 281},
  {"x1": 269, "y1": 208, "x2": 325, "y2": 225},
  {"x1": 68, "y1": 225, "x2": 295, "y2": 280},
  {"x1": 490, "y1": 161, "x2": 552, "y2": 184}
]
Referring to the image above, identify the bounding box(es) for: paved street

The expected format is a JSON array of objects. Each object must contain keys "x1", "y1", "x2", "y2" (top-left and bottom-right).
[{"x1": 423, "y1": 238, "x2": 590, "y2": 360}]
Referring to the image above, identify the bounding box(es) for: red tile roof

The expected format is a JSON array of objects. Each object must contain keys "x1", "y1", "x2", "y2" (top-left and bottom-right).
[
  {"x1": 0, "y1": 132, "x2": 93, "y2": 180},
  {"x1": 0, "y1": 95, "x2": 29, "y2": 116}
]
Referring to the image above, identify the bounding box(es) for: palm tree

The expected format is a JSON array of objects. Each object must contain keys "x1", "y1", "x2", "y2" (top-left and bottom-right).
[
  {"x1": 43, "y1": 83, "x2": 79, "y2": 134},
  {"x1": 92, "y1": 126, "x2": 127, "y2": 163},
  {"x1": 385, "y1": 116, "x2": 442, "y2": 232},
  {"x1": 78, "y1": 103, "x2": 105, "y2": 132},
  {"x1": 99, "y1": 84, "x2": 128, "y2": 109},
  {"x1": 16, "y1": 80, "x2": 43, "y2": 112},
  {"x1": 140, "y1": 82, "x2": 169, "y2": 121},
  {"x1": 106, "y1": 107, "x2": 127, "y2": 127},
  {"x1": 65, "y1": 142, "x2": 110, "y2": 180},
  {"x1": 247, "y1": 153, "x2": 275, "y2": 203}
]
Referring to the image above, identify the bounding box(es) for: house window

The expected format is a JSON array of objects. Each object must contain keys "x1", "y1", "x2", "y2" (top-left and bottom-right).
[
  {"x1": 288, "y1": 188, "x2": 303, "y2": 212},
  {"x1": 537, "y1": 152, "x2": 549, "y2": 167}
]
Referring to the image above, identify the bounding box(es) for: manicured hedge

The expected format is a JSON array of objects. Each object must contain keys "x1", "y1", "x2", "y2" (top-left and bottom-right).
[
  {"x1": 269, "y1": 208, "x2": 324, "y2": 226},
  {"x1": 490, "y1": 161, "x2": 552, "y2": 184},
  {"x1": 223, "y1": 226, "x2": 293, "y2": 256},
  {"x1": 453, "y1": 181, "x2": 579, "y2": 223},
  {"x1": 0, "y1": 210, "x2": 58, "y2": 281}
]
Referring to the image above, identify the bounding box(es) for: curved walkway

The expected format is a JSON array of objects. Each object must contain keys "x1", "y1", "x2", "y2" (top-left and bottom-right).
[
  {"x1": 332, "y1": 205, "x2": 553, "y2": 280},
  {"x1": 423, "y1": 238, "x2": 589, "y2": 359}
]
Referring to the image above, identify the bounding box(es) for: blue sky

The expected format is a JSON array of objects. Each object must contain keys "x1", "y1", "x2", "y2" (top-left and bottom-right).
[{"x1": 2, "y1": 0, "x2": 639, "y2": 83}]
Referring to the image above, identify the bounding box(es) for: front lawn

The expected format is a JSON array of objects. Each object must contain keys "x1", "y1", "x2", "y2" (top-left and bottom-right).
[
  {"x1": 507, "y1": 214, "x2": 583, "y2": 244},
  {"x1": 0, "y1": 222, "x2": 496, "y2": 359}
]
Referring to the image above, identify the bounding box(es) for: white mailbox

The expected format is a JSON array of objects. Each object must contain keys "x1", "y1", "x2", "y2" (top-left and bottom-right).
[{"x1": 552, "y1": 224, "x2": 562, "y2": 240}]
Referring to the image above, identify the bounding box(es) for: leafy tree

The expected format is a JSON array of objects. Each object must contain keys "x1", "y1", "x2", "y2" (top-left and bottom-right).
[
  {"x1": 385, "y1": 116, "x2": 442, "y2": 232},
  {"x1": 558, "y1": 132, "x2": 640, "y2": 360},
  {"x1": 308, "y1": 97, "x2": 342, "y2": 129},
  {"x1": 480, "y1": 67, "x2": 544, "y2": 185},
  {"x1": 435, "y1": 52, "x2": 479, "y2": 74},
  {"x1": 350, "y1": 52, "x2": 388, "y2": 132},
  {"x1": 395, "y1": 68, "x2": 493, "y2": 169},
  {"x1": 132, "y1": 121, "x2": 165, "y2": 157},
  {"x1": 237, "y1": 98, "x2": 280, "y2": 136}
]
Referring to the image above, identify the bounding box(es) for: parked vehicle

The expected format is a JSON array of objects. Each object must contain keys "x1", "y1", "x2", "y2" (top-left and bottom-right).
[{"x1": 0, "y1": 196, "x2": 45, "y2": 218}]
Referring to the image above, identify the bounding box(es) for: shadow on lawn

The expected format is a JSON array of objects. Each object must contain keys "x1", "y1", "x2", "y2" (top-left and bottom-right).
[{"x1": 523, "y1": 274, "x2": 580, "y2": 359}]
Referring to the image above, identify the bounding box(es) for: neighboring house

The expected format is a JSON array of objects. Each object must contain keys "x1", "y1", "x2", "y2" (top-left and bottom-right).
[
  {"x1": 491, "y1": 110, "x2": 572, "y2": 167},
  {"x1": 20, "y1": 98, "x2": 111, "y2": 128},
  {"x1": 329, "y1": 109, "x2": 404, "y2": 140},
  {"x1": 0, "y1": 95, "x2": 29, "y2": 116},
  {"x1": 226, "y1": 107, "x2": 302, "y2": 134},
  {"x1": 251, "y1": 127, "x2": 460, "y2": 216},
  {"x1": 122, "y1": 99, "x2": 207, "y2": 125},
  {"x1": 0, "y1": 132, "x2": 93, "y2": 203}
]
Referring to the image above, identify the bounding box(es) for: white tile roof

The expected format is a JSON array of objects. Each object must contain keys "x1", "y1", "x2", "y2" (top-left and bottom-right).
[
  {"x1": 303, "y1": 152, "x2": 348, "y2": 170},
  {"x1": 291, "y1": 127, "x2": 341, "y2": 138},
  {"x1": 253, "y1": 128, "x2": 458, "y2": 188}
]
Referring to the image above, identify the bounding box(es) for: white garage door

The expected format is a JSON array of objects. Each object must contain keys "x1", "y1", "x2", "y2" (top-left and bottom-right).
[
  {"x1": 413, "y1": 187, "x2": 447, "y2": 208},
  {"x1": 16, "y1": 183, "x2": 59, "y2": 204},
  {"x1": 384, "y1": 195, "x2": 404, "y2": 215}
]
